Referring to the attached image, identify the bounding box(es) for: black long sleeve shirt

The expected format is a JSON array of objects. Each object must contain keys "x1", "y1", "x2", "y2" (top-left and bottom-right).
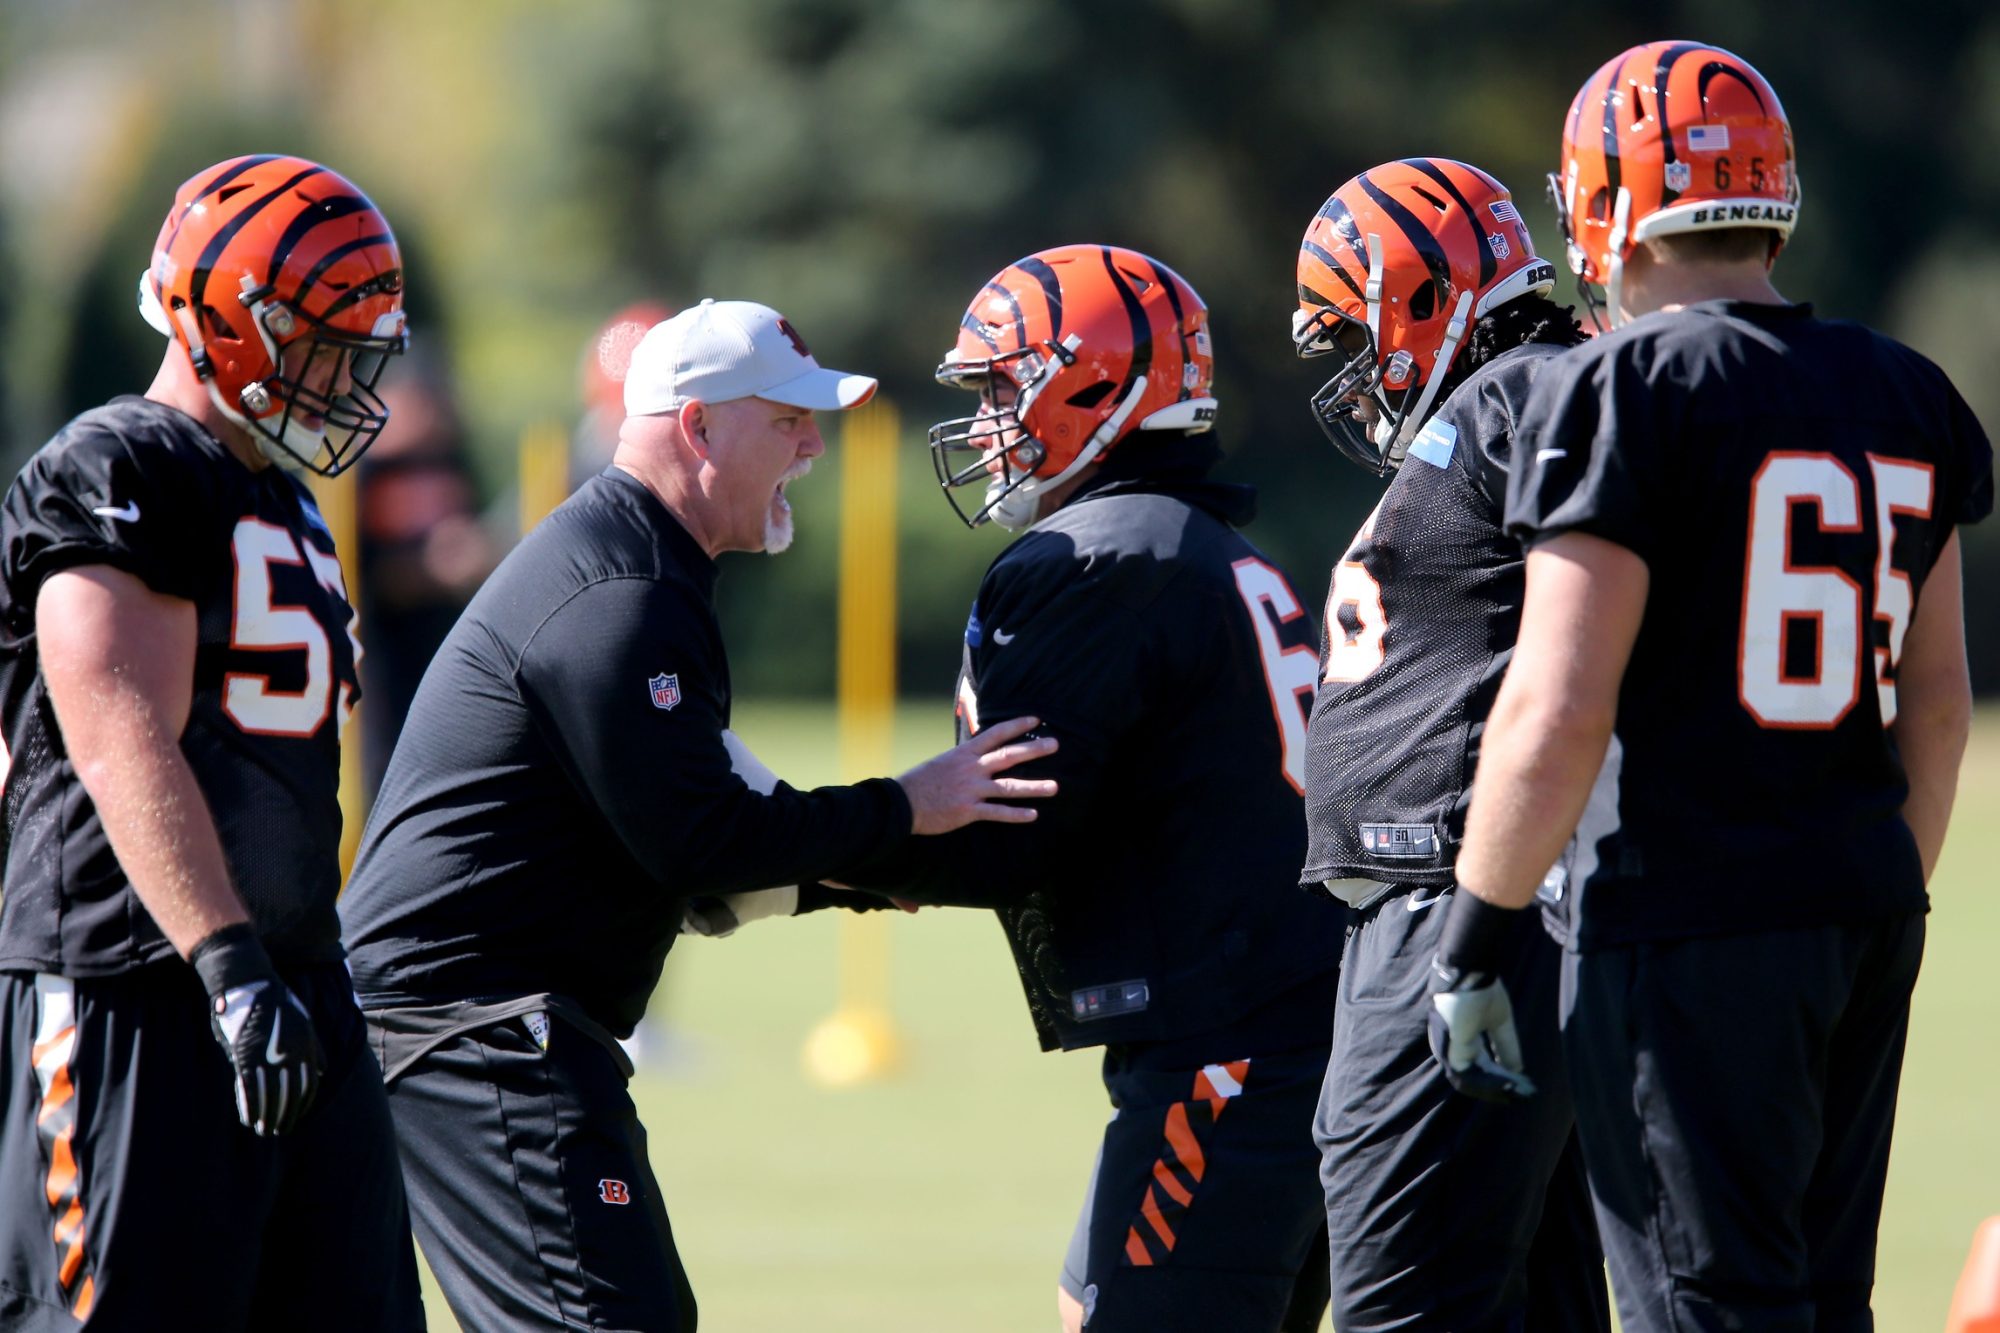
[{"x1": 341, "y1": 468, "x2": 910, "y2": 1035}]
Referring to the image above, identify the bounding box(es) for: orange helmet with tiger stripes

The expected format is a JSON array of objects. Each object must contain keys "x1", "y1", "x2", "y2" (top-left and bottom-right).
[
  {"x1": 1551, "y1": 41, "x2": 1799, "y2": 326},
  {"x1": 1293, "y1": 158, "x2": 1556, "y2": 473},
  {"x1": 139, "y1": 154, "x2": 408, "y2": 476},
  {"x1": 930, "y1": 244, "x2": 1216, "y2": 529}
]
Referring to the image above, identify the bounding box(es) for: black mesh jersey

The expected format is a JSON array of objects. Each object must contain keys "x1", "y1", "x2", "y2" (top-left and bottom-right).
[
  {"x1": 0, "y1": 396, "x2": 361, "y2": 975},
  {"x1": 841, "y1": 473, "x2": 1343, "y2": 1053},
  {"x1": 1301, "y1": 344, "x2": 1572, "y2": 892},
  {"x1": 1509, "y1": 301, "x2": 1993, "y2": 948},
  {"x1": 339, "y1": 469, "x2": 910, "y2": 1037}
]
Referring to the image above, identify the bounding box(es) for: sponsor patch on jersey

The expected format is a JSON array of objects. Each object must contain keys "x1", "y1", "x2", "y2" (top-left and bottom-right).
[
  {"x1": 524, "y1": 1010, "x2": 551, "y2": 1051},
  {"x1": 1405, "y1": 420, "x2": 1457, "y2": 470},
  {"x1": 1071, "y1": 979, "x2": 1149, "y2": 1022},
  {"x1": 648, "y1": 673, "x2": 681, "y2": 710},
  {"x1": 1686, "y1": 124, "x2": 1729, "y2": 152},
  {"x1": 1358, "y1": 822, "x2": 1440, "y2": 859}
]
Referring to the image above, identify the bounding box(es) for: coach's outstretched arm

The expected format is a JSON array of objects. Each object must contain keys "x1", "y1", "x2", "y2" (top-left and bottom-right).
[
  {"x1": 516, "y1": 575, "x2": 1054, "y2": 902},
  {"x1": 38, "y1": 566, "x2": 324, "y2": 1136}
]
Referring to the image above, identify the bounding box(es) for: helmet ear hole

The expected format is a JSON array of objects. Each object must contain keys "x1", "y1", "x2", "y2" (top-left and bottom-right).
[
  {"x1": 1065, "y1": 381, "x2": 1116, "y2": 410},
  {"x1": 1588, "y1": 187, "x2": 1612, "y2": 223},
  {"x1": 201, "y1": 305, "x2": 240, "y2": 342},
  {"x1": 1408, "y1": 281, "x2": 1436, "y2": 321}
]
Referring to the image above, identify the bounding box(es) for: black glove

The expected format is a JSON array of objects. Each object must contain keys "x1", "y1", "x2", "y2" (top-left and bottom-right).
[{"x1": 190, "y1": 923, "x2": 325, "y2": 1136}]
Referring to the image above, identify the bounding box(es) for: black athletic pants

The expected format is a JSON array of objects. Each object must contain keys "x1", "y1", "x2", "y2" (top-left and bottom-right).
[
  {"x1": 0, "y1": 961, "x2": 424, "y2": 1332},
  {"x1": 1562, "y1": 912, "x2": 1925, "y2": 1333},
  {"x1": 374, "y1": 1005, "x2": 697, "y2": 1332},
  {"x1": 1316, "y1": 885, "x2": 1610, "y2": 1332},
  {"x1": 1059, "y1": 1042, "x2": 1332, "y2": 1332}
]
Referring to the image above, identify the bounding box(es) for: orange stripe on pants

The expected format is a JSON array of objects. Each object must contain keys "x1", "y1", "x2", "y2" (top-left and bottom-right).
[
  {"x1": 1140, "y1": 1185, "x2": 1178, "y2": 1250},
  {"x1": 30, "y1": 978, "x2": 91, "y2": 1314},
  {"x1": 1125, "y1": 1228, "x2": 1153, "y2": 1266},
  {"x1": 1162, "y1": 1103, "x2": 1206, "y2": 1182},
  {"x1": 1152, "y1": 1158, "x2": 1193, "y2": 1207}
]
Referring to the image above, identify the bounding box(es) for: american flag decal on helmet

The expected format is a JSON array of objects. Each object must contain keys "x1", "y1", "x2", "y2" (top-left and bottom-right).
[
  {"x1": 1487, "y1": 199, "x2": 1522, "y2": 226},
  {"x1": 648, "y1": 673, "x2": 681, "y2": 710}
]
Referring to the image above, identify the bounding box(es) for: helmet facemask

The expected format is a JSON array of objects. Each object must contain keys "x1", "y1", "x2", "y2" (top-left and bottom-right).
[
  {"x1": 1293, "y1": 303, "x2": 1402, "y2": 473},
  {"x1": 1292, "y1": 286, "x2": 1471, "y2": 477},
  {"x1": 929, "y1": 343, "x2": 1062, "y2": 530},
  {"x1": 235, "y1": 278, "x2": 407, "y2": 476}
]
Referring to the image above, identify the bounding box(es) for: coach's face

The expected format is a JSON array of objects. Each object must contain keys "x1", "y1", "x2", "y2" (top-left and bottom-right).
[{"x1": 698, "y1": 395, "x2": 824, "y2": 555}]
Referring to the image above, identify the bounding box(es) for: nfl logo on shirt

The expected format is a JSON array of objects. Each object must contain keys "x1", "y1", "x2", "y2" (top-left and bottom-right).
[{"x1": 648, "y1": 673, "x2": 681, "y2": 710}]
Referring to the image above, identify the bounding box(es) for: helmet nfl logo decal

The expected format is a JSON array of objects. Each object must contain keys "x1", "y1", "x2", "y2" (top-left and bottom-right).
[{"x1": 648, "y1": 674, "x2": 681, "y2": 710}]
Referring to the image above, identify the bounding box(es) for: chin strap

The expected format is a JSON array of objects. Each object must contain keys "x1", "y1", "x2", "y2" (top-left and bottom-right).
[
  {"x1": 1363, "y1": 233, "x2": 1386, "y2": 350},
  {"x1": 1604, "y1": 187, "x2": 1634, "y2": 330},
  {"x1": 990, "y1": 374, "x2": 1151, "y2": 531},
  {"x1": 1375, "y1": 288, "x2": 1476, "y2": 459}
]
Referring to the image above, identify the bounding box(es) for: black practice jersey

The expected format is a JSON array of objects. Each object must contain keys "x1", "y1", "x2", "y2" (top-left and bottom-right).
[
  {"x1": 1509, "y1": 301, "x2": 1993, "y2": 947},
  {"x1": 0, "y1": 396, "x2": 360, "y2": 974},
  {"x1": 340, "y1": 468, "x2": 911, "y2": 1036},
  {"x1": 844, "y1": 473, "x2": 1343, "y2": 1053},
  {"x1": 1301, "y1": 344, "x2": 1571, "y2": 893}
]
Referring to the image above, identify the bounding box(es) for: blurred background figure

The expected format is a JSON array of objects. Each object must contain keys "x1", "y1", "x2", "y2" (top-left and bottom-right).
[
  {"x1": 576, "y1": 300, "x2": 675, "y2": 487},
  {"x1": 355, "y1": 353, "x2": 499, "y2": 792}
]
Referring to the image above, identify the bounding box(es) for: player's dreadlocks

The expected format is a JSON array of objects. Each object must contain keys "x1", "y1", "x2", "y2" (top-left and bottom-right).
[{"x1": 1438, "y1": 293, "x2": 1588, "y2": 399}]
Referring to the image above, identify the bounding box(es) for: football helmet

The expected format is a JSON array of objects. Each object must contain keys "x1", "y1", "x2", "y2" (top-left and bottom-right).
[
  {"x1": 931, "y1": 244, "x2": 1217, "y2": 530},
  {"x1": 1550, "y1": 41, "x2": 1799, "y2": 327},
  {"x1": 1293, "y1": 159, "x2": 1555, "y2": 474},
  {"x1": 139, "y1": 154, "x2": 408, "y2": 476}
]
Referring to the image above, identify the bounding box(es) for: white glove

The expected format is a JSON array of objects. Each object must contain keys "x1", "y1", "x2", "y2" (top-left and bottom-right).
[
  {"x1": 1427, "y1": 964, "x2": 1536, "y2": 1102},
  {"x1": 680, "y1": 885, "x2": 800, "y2": 938}
]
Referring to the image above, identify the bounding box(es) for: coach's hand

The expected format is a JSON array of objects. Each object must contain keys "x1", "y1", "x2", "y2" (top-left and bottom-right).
[
  {"x1": 190, "y1": 923, "x2": 326, "y2": 1136},
  {"x1": 898, "y1": 715, "x2": 1059, "y2": 835},
  {"x1": 1427, "y1": 961, "x2": 1536, "y2": 1103}
]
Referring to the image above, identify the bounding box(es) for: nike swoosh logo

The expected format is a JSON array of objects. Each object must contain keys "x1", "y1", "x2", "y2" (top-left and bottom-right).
[
  {"x1": 91, "y1": 501, "x2": 141, "y2": 522},
  {"x1": 266, "y1": 1007, "x2": 285, "y2": 1064},
  {"x1": 1407, "y1": 892, "x2": 1446, "y2": 912},
  {"x1": 991, "y1": 629, "x2": 1016, "y2": 645},
  {"x1": 1534, "y1": 449, "x2": 1568, "y2": 464}
]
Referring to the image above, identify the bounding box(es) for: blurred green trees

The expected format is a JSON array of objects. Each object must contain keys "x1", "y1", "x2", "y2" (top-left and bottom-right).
[{"x1": 5, "y1": 0, "x2": 1997, "y2": 694}]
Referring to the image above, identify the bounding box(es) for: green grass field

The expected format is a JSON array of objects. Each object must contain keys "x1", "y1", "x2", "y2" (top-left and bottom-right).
[{"x1": 414, "y1": 700, "x2": 2000, "y2": 1331}]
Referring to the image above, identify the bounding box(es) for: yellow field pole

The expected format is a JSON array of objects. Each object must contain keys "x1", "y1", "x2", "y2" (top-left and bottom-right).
[
  {"x1": 518, "y1": 420, "x2": 571, "y2": 536},
  {"x1": 312, "y1": 468, "x2": 367, "y2": 882},
  {"x1": 803, "y1": 397, "x2": 904, "y2": 1086}
]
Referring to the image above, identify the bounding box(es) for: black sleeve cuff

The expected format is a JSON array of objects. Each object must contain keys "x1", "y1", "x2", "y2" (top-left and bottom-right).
[
  {"x1": 1436, "y1": 888, "x2": 1528, "y2": 976},
  {"x1": 795, "y1": 883, "x2": 900, "y2": 915},
  {"x1": 189, "y1": 922, "x2": 275, "y2": 998}
]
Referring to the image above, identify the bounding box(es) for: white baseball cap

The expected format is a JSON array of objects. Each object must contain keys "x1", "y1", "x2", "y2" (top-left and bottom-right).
[{"x1": 623, "y1": 298, "x2": 878, "y2": 416}]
